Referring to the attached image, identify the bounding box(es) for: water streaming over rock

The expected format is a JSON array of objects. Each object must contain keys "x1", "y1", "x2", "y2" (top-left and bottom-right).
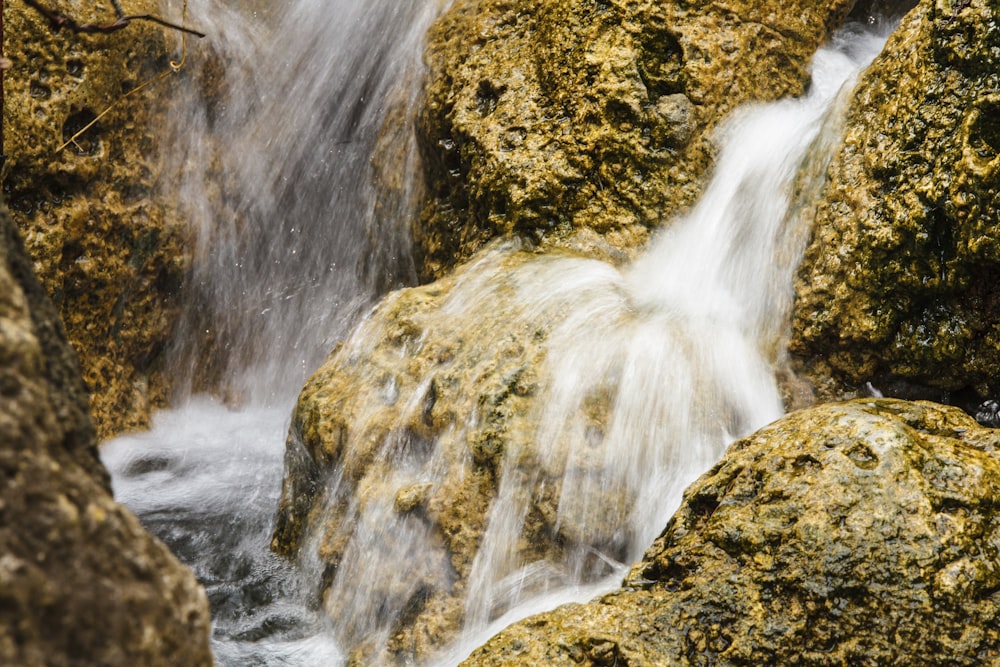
[
  {"x1": 103, "y1": 5, "x2": 890, "y2": 665},
  {"x1": 106, "y1": 0, "x2": 442, "y2": 663}
]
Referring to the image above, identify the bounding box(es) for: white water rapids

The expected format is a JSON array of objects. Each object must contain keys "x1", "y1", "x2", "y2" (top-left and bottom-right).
[{"x1": 102, "y1": 4, "x2": 891, "y2": 665}]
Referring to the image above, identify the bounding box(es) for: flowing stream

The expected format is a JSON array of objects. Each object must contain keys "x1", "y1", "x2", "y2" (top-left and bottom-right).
[{"x1": 102, "y1": 3, "x2": 891, "y2": 665}]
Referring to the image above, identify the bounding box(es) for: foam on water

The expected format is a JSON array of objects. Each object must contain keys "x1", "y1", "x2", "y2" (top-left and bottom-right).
[{"x1": 103, "y1": 399, "x2": 342, "y2": 664}]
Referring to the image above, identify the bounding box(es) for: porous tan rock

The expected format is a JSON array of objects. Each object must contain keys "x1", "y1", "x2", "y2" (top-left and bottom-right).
[
  {"x1": 462, "y1": 399, "x2": 1000, "y2": 666},
  {"x1": 272, "y1": 245, "x2": 581, "y2": 664},
  {"x1": 415, "y1": 0, "x2": 857, "y2": 280},
  {"x1": 791, "y1": 0, "x2": 1000, "y2": 407},
  {"x1": 274, "y1": 227, "x2": 798, "y2": 664},
  {"x1": 0, "y1": 201, "x2": 213, "y2": 666},
  {"x1": 4, "y1": 0, "x2": 193, "y2": 437}
]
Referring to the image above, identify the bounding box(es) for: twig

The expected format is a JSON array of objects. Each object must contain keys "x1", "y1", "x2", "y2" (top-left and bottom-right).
[
  {"x1": 23, "y1": 0, "x2": 205, "y2": 38},
  {"x1": 57, "y1": 0, "x2": 198, "y2": 152},
  {"x1": 58, "y1": 69, "x2": 167, "y2": 152}
]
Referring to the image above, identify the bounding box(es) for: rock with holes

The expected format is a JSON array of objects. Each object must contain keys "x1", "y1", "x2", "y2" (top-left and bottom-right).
[
  {"x1": 0, "y1": 201, "x2": 213, "y2": 666},
  {"x1": 462, "y1": 398, "x2": 1000, "y2": 665},
  {"x1": 273, "y1": 238, "x2": 767, "y2": 665},
  {"x1": 415, "y1": 0, "x2": 860, "y2": 280},
  {"x1": 791, "y1": 0, "x2": 1000, "y2": 408},
  {"x1": 4, "y1": 0, "x2": 192, "y2": 437},
  {"x1": 273, "y1": 245, "x2": 609, "y2": 664}
]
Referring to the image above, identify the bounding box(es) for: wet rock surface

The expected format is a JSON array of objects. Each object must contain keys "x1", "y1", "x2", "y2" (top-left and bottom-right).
[
  {"x1": 273, "y1": 226, "x2": 792, "y2": 664},
  {"x1": 0, "y1": 201, "x2": 213, "y2": 666},
  {"x1": 272, "y1": 0, "x2": 1000, "y2": 663},
  {"x1": 273, "y1": 245, "x2": 607, "y2": 664},
  {"x1": 415, "y1": 0, "x2": 856, "y2": 280},
  {"x1": 791, "y1": 0, "x2": 1000, "y2": 407},
  {"x1": 4, "y1": 0, "x2": 192, "y2": 437},
  {"x1": 462, "y1": 399, "x2": 1000, "y2": 666}
]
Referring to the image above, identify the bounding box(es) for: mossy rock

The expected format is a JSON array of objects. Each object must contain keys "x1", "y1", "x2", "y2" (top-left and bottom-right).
[
  {"x1": 463, "y1": 398, "x2": 1000, "y2": 666},
  {"x1": 791, "y1": 0, "x2": 1000, "y2": 407},
  {"x1": 0, "y1": 200, "x2": 213, "y2": 666},
  {"x1": 273, "y1": 245, "x2": 601, "y2": 664},
  {"x1": 3, "y1": 0, "x2": 193, "y2": 437},
  {"x1": 415, "y1": 0, "x2": 857, "y2": 280}
]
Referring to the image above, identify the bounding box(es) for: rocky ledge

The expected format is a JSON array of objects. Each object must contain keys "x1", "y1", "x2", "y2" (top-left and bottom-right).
[
  {"x1": 415, "y1": 0, "x2": 858, "y2": 279},
  {"x1": 792, "y1": 0, "x2": 1000, "y2": 408},
  {"x1": 463, "y1": 399, "x2": 1000, "y2": 665}
]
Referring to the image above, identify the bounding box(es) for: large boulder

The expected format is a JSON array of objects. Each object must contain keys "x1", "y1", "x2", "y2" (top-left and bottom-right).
[
  {"x1": 273, "y1": 239, "x2": 783, "y2": 664},
  {"x1": 0, "y1": 202, "x2": 213, "y2": 666},
  {"x1": 414, "y1": 0, "x2": 858, "y2": 280},
  {"x1": 791, "y1": 0, "x2": 1000, "y2": 407},
  {"x1": 272, "y1": 245, "x2": 607, "y2": 664},
  {"x1": 463, "y1": 398, "x2": 1000, "y2": 665},
  {"x1": 4, "y1": 0, "x2": 193, "y2": 437}
]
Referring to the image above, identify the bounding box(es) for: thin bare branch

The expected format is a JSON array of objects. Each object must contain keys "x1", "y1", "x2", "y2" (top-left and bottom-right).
[{"x1": 23, "y1": 0, "x2": 205, "y2": 38}]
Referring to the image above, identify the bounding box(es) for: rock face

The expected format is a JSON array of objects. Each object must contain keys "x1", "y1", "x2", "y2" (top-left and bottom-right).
[
  {"x1": 791, "y1": 0, "x2": 1000, "y2": 407},
  {"x1": 0, "y1": 202, "x2": 213, "y2": 666},
  {"x1": 462, "y1": 399, "x2": 1000, "y2": 666},
  {"x1": 415, "y1": 0, "x2": 858, "y2": 280},
  {"x1": 4, "y1": 0, "x2": 192, "y2": 437},
  {"x1": 273, "y1": 245, "x2": 606, "y2": 664},
  {"x1": 273, "y1": 234, "x2": 790, "y2": 664}
]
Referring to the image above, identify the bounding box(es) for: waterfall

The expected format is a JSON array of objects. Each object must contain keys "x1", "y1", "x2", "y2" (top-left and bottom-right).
[
  {"x1": 160, "y1": 0, "x2": 439, "y2": 404},
  {"x1": 102, "y1": 3, "x2": 890, "y2": 665},
  {"x1": 445, "y1": 26, "x2": 891, "y2": 660},
  {"x1": 105, "y1": 0, "x2": 443, "y2": 663}
]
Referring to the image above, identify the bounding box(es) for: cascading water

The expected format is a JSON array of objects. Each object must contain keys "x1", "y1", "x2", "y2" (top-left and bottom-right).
[
  {"x1": 102, "y1": 4, "x2": 891, "y2": 665},
  {"x1": 160, "y1": 0, "x2": 439, "y2": 403},
  {"x1": 105, "y1": 0, "x2": 442, "y2": 663}
]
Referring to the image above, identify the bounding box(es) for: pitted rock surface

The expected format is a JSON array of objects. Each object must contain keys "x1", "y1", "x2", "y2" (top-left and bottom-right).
[
  {"x1": 463, "y1": 399, "x2": 1000, "y2": 666},
  {"x1": 415, "y1": 0, "x2": 857, "y2": 280},
  {"x1": 792, "y1": 0, "x2": 1000, "y2": 408}
]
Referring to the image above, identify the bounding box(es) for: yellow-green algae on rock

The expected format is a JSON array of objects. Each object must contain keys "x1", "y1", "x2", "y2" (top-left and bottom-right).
[
  {"x1": 462, "y1": 399, "x2": 1000, "y2": 666},
  {"x1": 415, "y1": 0, "x2": 857, "y2": 280},
  {"x1": 3, "y1": 0, "x2": 191, "y2": 437},
  {"x1": 792, "y1": 0, "x2": 1000, "y2": 406},
  {"x1": 0, "y1": 200, "x2": 213, "y2": 667}
]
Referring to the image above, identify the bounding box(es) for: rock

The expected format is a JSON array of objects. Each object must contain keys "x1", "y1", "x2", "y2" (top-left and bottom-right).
[
  {"x1": 414, "y1": 0, "x2": 857, "y2": 280},
  {"x1": 272, "y1": 244, "x2": 580, "y2": 664},
  {"x1": 273, "y1": 234, "x2": 788, "y2": 664},
  {"x1": 4, "y1": 0, "x2": 193, "y2": 437},
  {"x1": 462, "y1": 398, "x2": 1000, "y2": 666},
  {"x1": 976, "y1": 399, "x2": 1000, "y2": 428},
  {"x1": 791, "y1": 0, "x2": 1000, "y2": 408},
  {"x1": 0, "y1": 201, "x2": 213, "y2": 666}
]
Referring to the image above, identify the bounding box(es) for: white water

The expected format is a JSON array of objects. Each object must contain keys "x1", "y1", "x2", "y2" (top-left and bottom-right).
[
  {"x1": 104, "y1": 399, "x2": 343, "y2": 665},
  {"x1": 103, "y1": 6, "x2": 890, "y2": 665},
  {"x1": 160, "y1": 0, "x2": 439, "y2": 403}
]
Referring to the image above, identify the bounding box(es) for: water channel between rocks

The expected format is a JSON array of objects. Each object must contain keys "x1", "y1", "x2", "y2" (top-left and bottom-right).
[{"x1": 102, "y1": 3, "x2": 892, "y2": 664}]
